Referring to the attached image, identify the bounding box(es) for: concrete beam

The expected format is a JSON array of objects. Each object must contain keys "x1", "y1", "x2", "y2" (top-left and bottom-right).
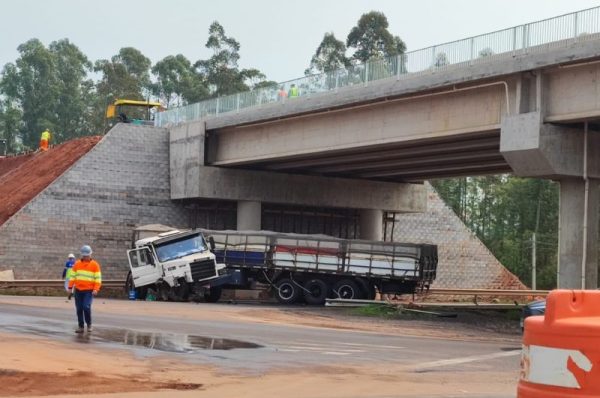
[
  {"x1": 210, "y1": 85, "x2": 506, "y2": 166},
  {"x1": 178, "y1": 165, "x2": 425, "y2": 212},
  {"x1": 500, "y1": 112, "x2": 600, "y2": 179},
  {"x1": 169, "y1": 123, "x2": 425, "y2": 212}
]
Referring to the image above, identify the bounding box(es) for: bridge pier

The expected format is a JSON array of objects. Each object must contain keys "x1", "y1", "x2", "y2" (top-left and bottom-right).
[
  {"x1": 501, "y1": 112, "x2": 600, "y2": 288},
  {"x1": 558, "y1": 178, "x2": 599, "y2": 289},
  {"x1": 237, "y1": 200, "x2": 261, "y2": 230},
  {"x1": 359, "y1": 209, "x2": 383, "y2": 241}
]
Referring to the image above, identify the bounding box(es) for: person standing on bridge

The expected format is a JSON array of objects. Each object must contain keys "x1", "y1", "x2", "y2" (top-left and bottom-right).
[
  {"x1": 288, "y1": 83, "x2": 299, "y2": 98},
  {"x1": 39, "y1": 129, "x2": 51, "y2": 151},
  {"x1": 68, "y1": 245, "x2": 102, "y2": 333},
  {"x1": 277, "y1": 86, "x2": 288, "y2": 101}
]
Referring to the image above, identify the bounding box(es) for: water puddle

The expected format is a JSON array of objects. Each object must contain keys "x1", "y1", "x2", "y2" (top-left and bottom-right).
[
  {"x1": 0, "y1": 318, "x2": 262, "y2": 354},
  {"x1": 79, "y1": 328, "x2": 263, "y2": 353}
]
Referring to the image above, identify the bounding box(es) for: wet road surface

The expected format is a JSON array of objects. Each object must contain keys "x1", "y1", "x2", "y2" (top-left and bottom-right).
[{"x1": 0, "y1": 300, "x2": 519, "y2": 397}]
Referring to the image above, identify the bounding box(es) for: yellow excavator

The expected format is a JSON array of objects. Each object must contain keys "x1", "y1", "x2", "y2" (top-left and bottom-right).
[{"x1": 105, "y1": 99, "x2": 165, "y2": 131}]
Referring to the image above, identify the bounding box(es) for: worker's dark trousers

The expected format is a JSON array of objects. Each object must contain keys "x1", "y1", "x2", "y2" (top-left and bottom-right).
[{"x1": 74, "y1": 290, "x2": 93, "y2": 327}]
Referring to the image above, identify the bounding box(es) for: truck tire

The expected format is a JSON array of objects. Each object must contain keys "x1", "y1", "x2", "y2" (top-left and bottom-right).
[
  {"x1": 172, "y1": 281, "x2": 190, "y2": 302},
  {"x1": 275, "y1": 278, "x2": 301, "y2": 304},
  {"x1": 204, "y1": 286, "x2": 222, "y2": 303},
  {"x1": 333, "y1": 279, "x2": 363, "y2": 300},
  {"x1": 303, "y1": 278, "x2": 329, "y2": 305}
]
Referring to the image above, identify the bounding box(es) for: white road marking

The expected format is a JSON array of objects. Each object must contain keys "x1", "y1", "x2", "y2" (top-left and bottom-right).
[
  {"x1": 322, "y1": 351, "x2": 351, "y2": 356},
  {"x1": 410, "y1": 350, "x2": 520, "y2": 370},
  {"x1": 287, "y1": 345, "x2": 365, "y2": 353},
  {"x1": 337, "y1": 342, "x2": 406, "y2": 350}
]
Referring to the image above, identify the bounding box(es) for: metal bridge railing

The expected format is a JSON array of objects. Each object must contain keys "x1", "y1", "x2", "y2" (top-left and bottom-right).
[{"x1": 155, "y1": 6, "x2": 600, "y2": 127}]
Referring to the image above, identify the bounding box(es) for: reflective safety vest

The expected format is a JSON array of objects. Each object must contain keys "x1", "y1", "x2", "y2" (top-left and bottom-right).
[
  {"x1": 289, "y1": 86, "x2": 299, "y2": 97},
  {"x1": 65, "y1": 267, "x2": 75, "y2": 280},
  {"x1": 68, "y1": 259, "x2": 102, "y2": 292},
  {"x1": 41, "y1": 130, "x2": 51, "y2": 141}
]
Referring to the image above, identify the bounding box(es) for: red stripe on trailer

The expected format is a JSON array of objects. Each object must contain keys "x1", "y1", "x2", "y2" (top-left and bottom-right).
[{"x1": 274, "y1": 245, "x2": 339, "y2": 256}]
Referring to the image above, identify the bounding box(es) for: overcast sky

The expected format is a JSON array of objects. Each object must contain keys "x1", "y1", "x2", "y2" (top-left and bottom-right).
[{"x1": 1, "y1": 0, "x2": 599, "y2": 83}]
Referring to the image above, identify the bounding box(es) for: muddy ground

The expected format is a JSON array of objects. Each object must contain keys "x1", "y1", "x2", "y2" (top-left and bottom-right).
[{"x1": 0, "y1": 295, "x2": 520, "y2": 397}]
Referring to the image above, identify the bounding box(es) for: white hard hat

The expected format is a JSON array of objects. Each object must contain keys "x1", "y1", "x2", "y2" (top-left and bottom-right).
[
  {"x1": 68, "y1": 253, "x2": 75, "y2": 259},
  {"x1": 80, "y1": 245, "x2": 92, "y2": 256}
]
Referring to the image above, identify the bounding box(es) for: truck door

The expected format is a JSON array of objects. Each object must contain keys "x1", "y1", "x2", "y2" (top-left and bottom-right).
[{"x1": 128, "y1": 247, "x2": 160, "y2": 288}]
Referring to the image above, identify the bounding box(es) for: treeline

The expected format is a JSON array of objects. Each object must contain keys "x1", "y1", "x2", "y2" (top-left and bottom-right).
[
  {"x1": 0, "y1": 21, "x2": 277, "y2": 152},
  {"x1": 0, "y1": 11, "x2": 405, "y2": 153},
  {"x1": 432, "y1": 177, "x2": 559, "y2": 289}
]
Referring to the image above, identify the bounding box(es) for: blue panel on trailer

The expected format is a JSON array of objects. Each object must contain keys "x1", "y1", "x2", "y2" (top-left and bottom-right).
[{"x1": 213, "y1": 250, "x2": 266, "y2": 266}]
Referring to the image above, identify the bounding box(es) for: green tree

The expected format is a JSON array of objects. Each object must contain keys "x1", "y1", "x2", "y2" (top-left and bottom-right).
[
  {"x1": 432, "y1": 176, "x2": 559, "y2": 289},
  {"x1": 93, "y1": 47, "x2": 151, "y2": 131},
  {"x1": 95, "y1": 47, "x2": 151, "y2": 102},
  {"x1": 305, "y1": 32, "x2": 350, "y2": 75},
  {"x1": 49, "y1": 39, "x2": 94, "y2": 140},
  {"x1": 0, "y1": 99, "x2": 22, "y2": 153},
  {"x1": 195, "y1": 21, "x2": 269, "y2": 97},
  {"x1": 1, "y1": 39, "x2": 58, "y2": 148},
  {"x1": 151, "y1": 54, "x2": 208, "y2": 107},
  {"x1": 346, "y1": 11, "x2": 406, "y2": 63}
]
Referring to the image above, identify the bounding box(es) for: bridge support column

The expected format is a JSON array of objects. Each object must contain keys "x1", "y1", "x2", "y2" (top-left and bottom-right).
[
  {"x1": 359, "y1": 209, "x2": 383, "y2": 241},
  {"x1": 501, "y1": 112, "x2": 600, "y2": 288},
  {"x1": 558, "y1": 178, "x2": 599, "y2": 289},
  {"x1": 237, "y1": 200, "x2": 261, "y2": 230}
]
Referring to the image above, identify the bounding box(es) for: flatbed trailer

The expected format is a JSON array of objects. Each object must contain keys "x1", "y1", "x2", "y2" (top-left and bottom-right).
[{"x1": 201, "y1": 230, "x2": 437, "y2": 305}]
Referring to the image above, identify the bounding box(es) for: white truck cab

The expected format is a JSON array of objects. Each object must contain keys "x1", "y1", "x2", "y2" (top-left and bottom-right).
[{"x1": 127, "y1": 229, "x2": 226, "y2": 302}]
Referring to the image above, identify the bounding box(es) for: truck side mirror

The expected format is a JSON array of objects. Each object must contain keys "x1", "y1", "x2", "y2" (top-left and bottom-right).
[{"x1": 208, "y1": 236, "x2": 216, "y2": 251}]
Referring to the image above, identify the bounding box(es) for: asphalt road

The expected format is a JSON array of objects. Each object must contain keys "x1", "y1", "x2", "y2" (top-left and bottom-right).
[{"x1": 0, "y1": 301, "x2": 519, "y2": 397}]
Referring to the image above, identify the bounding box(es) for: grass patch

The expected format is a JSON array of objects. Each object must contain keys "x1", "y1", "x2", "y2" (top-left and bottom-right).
[{"x1": 348, "y1": 304, "x2": 400, "y2": 318}]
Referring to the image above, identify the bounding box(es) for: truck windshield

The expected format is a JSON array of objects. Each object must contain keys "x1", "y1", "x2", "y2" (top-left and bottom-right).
[{"x1": 155, "y1": 234, "x2": 207, "y2": 262}]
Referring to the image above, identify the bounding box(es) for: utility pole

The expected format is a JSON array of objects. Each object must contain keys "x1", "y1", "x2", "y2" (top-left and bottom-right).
[
  {"x1": 531, "y1": 232, "x2": 537, "y2": 290},
  {"x1": 532, "y1": 194, "x2": 541, "y2": 290}
]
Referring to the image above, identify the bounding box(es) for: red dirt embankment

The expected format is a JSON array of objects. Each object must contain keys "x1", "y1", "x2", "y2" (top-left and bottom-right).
[{"x1": 0, "y1": 136, "x2": 102, "y2": 226}]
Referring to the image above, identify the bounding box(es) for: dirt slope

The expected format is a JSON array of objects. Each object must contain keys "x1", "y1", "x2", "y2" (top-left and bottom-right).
[{"x1": 0, "y1": 136, "x2": 102, "y2": 226}]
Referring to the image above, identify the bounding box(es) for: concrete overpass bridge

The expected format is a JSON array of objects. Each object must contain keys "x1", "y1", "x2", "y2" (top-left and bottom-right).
[{"x1": 161, "y1": 7, "x2": 600, "y2": 289}]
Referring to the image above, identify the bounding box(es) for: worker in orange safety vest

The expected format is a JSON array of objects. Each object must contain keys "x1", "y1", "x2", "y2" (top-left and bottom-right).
[{"x1": 68, "y1": 245, "x2": 102, "y2": 333}]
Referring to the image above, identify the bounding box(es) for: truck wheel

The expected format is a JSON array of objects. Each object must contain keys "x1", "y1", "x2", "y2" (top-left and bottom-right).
[
  {"x1": 204, "y1": 286, "x2": 222, "y2": 303},
  {"x1": 333, "y1": 279, "x2": 363, "y2": 300},
  {"x1": 172, "y1": 281, "x2": 190, "y2": 302},
  {"x1": 303, "y1": 278, "x2": 329, "y2": 305},
  {"x1": 275, "y1": 278, "x2": 301, "y2": 304},
  {"x1": 158, "y1": 284, "x2": 170, "y2": 301}
]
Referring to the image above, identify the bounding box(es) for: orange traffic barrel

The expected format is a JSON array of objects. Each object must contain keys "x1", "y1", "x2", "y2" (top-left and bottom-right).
[{"x1": 518, "y1": 289, "x2": 600, "y2": 397}]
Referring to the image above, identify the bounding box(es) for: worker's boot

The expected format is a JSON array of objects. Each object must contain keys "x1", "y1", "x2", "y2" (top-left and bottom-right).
[
  {"x1": 87, "y1": 325, "x2": 93, "y2": 333},
  {"x1": 75, "y1": 327, "x2": 84, "y2": 334}
]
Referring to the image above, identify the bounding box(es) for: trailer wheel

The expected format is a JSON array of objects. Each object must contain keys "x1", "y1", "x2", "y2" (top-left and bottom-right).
[
  {"x1": 303, "y1": 278, "x2": 329, "y2": 305},
  {"x1": 275, "y1": 278, "x2": 301, "y2": 304},
  {"x1": 204, "y1": 286, "x2": 222, "y2": 303},
  {"x1": 333, "y1": 279, "x2": 363, "y2": 300}
]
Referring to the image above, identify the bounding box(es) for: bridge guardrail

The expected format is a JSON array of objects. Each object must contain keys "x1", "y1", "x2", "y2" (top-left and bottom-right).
[{"x1": 156, "y1": 6, "x2": 600, "y2": 127}]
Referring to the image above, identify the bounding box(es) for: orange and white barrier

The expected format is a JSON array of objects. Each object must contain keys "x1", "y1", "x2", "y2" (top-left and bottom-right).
[{"x1": 518, "y1": 290, "x2": 600, "y2": 397}]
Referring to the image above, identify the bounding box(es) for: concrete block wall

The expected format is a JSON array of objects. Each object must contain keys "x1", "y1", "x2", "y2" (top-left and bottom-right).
[
  {"x1": 393, "y1": 183, "x2": 525, "y2": 289},
  {"x1": 0, "y1": 125, "x2": 193, "y2": 279}
]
